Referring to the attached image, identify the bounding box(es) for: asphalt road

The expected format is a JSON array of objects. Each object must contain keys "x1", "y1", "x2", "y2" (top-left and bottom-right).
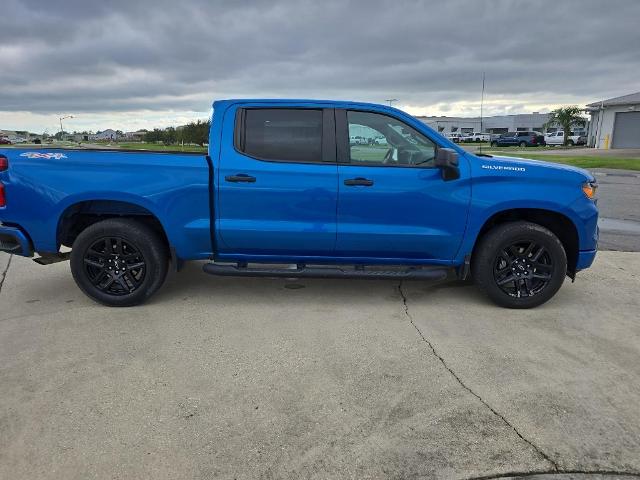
[
  {"x1": 593, "y1": 169, "x2": 640, "y2": 252},
  {"x1": 1, "y1": 251, "x2": 640, "y2": 479}
]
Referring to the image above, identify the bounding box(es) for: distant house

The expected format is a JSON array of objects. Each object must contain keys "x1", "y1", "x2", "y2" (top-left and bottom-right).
[
  {"x1": 124, "y1": 130, "x2": 147, "y2": 141},
  {"x1": 89, "y1": 129, "x2": 119, "y2": 141},
  {"x1": 63, "y1": 133, "x2": 88, "y2": 142}
]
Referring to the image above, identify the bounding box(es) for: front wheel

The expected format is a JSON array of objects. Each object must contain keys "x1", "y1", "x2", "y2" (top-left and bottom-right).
[
  {"x1": 519, "y1": 141, "x2": 527, "y2": 147},
  {"x1": 472, "y1": 221, "x2": 567, "y2": 308},
  {"x1": 70, "y1": 218, "x2": 169, "y2": 307}
]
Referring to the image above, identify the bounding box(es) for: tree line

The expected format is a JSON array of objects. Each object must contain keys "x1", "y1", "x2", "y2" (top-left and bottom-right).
[{"x1": 144, "y1": 119, "x2": 210, "y2": 146}]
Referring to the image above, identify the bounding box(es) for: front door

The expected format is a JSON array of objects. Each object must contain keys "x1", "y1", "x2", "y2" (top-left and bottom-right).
[
  {"x1": 216, "y1": 106, "x2": 337, "y2": 257},
  {"x1": 335, "y1": 109, "x2": 470, "y2": 261}
]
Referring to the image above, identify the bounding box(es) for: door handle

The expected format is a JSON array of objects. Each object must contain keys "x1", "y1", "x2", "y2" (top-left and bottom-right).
[
  {"x1": 225, "y1": 174, "x2": 256, "y2": 183},
  {"x1": 344, "y1": 177, "x2": 374, "y2": 187}
]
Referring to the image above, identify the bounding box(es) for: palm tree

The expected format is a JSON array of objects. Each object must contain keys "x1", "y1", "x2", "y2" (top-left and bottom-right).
[{"x1": 544, "y1": 106, "x2": 587, "y2": 146}]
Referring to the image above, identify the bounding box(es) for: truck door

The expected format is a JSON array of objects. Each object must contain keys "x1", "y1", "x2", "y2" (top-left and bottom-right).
[
  {"x1": 334, "y1": 109, "x2": 470, "y2": 261},
  {"x1": 216, "y1": 106, "x2": 338, "y2": 257}
]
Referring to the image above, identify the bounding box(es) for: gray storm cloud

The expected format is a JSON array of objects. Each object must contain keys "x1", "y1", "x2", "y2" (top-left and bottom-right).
[{"x1": 1, "y1": 0, "x2": 639, "y2": 114}]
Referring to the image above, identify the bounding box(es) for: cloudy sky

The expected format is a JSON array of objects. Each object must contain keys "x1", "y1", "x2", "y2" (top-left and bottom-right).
[{"x1": 2, "y1": 0, "x2": 639, "y2": 133}]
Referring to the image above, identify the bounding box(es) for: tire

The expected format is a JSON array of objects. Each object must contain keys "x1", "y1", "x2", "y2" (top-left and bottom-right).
[
  {"x1": 471, "y1": 221, "x2": 567, "y2": 309},
  {"x1": 567, "y1": 140, "x2": 574, "y2": 146},
  {"x1": 490, "y1": 141, "x2": 498, "y2": 147},
  {"x1": 519, "y1": 141, "x2": 527, "y2": 147},
  {"x1": 70, "y1": 218, "x2": 169, "y2": 307}
]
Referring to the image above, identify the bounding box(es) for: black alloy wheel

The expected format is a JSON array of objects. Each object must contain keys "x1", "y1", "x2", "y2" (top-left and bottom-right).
[
  {"x1": 492, "y1": 240, "x2": 553, "y2": 298},
  {"x1": 70, "y1": 218, "x2": 169, "y2": 306},
  {"x1": 83, "y1": 236, "x2": 146, "y2": 296},
  {"x1": 472, "y1": 221, "x2": 567, "y2": 308}
]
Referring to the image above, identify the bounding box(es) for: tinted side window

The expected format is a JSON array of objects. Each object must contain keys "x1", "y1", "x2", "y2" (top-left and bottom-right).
[{"x1": 241, "y1": 109, "x2": 322, "y2": 163}]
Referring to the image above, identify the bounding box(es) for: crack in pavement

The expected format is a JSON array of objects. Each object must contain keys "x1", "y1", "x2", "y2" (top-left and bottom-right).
[
  {"x1": 0, "y1": 254, "x2": 13, "y2": 294},
  {"x1": 464, "y1": 469, "x2": 640, "y2": 480},
  {"x1": 397, "y1": 281, "x2": 560, "y2": 471}
]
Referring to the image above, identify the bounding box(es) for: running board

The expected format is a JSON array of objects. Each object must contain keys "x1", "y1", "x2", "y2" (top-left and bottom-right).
[
  {"x1": 33, "y1": 252, "x2": 71, "y2": 265},
  {"x1": 203, "y1": 263, "x2": 449, "y2": 281}
]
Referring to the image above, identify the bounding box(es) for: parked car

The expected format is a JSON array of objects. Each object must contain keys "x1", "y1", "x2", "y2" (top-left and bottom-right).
[
  {"x1": 0, "y1": 137, "x2": 11, "y2": 145},
  {"x1": 443, "y1": 132, "x2": 461, "y2": 143},
  {"x1": 0, "y1": 99, "x2": 598, "y2": 309},
  {"x1": 544, "y1": 131, "x2": 586, "y2": 146},
  {"x1": 464, "y1": 132, "x2": 492, "y2": 143},
  {"x1": 490, "y1": 131, "x2": 545, "y2": 147}
]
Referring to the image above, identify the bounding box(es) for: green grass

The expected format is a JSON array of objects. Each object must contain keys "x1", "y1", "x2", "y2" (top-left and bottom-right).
[
  {"x1": 486, "y1": 152, "x2": 640, "y2": 171},
  {"x1": 108, "y1": 142, "x2": 207, "y2": 153}
]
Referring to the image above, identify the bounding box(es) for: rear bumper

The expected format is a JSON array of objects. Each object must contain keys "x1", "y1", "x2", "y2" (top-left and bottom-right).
[{"x1": 0, "y1": 224, "x2": 33, "y2": 257}]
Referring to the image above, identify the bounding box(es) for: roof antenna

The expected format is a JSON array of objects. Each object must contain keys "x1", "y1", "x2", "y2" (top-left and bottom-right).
[{"x1": 479, "y1": 72, "x2": 485, "y2": 155}]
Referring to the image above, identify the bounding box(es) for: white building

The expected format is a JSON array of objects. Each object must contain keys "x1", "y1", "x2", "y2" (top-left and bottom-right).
[
  {"x1": 586, "y1": 92, "x2": 640, "y2": 149},
  {"x1": 416, "y1": 112, "x2": 551, "y2": 135}
]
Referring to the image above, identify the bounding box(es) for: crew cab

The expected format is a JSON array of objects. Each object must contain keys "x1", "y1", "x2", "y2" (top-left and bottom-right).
[
  {"x1": 544, "y1": 131, "x2": 587, "y2": 146},
  {"x1": 0, "y1": 99, "x2": 598, "y2": 308},
  {"x1": 462, "y1": 132, "x2": 491, "y2": 143},
  {"x1": 491, "y1": 131, "x2": 545, "y2": 147},
  {"x1": 443, "y1": 132, "x2": 461, "y2": 143}
]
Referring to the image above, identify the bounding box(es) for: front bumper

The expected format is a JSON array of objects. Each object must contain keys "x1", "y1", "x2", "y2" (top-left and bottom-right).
[
  {"x1": 0, "y1": 224, "x2": 33, "y2": 257},
  {"x1": 576, "y1": 249, "x2": 597, "y2": 270}
]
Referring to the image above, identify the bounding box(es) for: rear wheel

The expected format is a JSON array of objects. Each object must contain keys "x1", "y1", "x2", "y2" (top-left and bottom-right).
[
  {"x1": 567, "y1": 139, "x2": 575, "y2": 146},
  {"x1": 70, "y1": 218, "x2": 169, "y2": 307},
  {"x1": 472, "y1": 221, "x2": 567, "y2": 308},
  {"x1": 519, "y1": 141, "x2": 527, "y2": 147}
]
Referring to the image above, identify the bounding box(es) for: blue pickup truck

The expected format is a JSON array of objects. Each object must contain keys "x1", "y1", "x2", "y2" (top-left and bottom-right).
[{"x1": 0, "y1": 99, "x2": 598, "y2": 308}]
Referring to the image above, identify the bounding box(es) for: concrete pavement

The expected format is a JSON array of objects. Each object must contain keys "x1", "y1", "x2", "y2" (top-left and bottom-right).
[{"x1": 1, "y1": 251, "x2": 639, "y2": 479}]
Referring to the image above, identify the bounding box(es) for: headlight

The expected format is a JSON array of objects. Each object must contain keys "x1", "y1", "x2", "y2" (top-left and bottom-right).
[{"x1": 582, "y1": 181, "x2": 598, "y2": 200}]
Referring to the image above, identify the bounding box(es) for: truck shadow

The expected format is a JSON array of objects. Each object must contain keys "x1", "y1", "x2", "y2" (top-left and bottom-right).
[{"x1": 156, "y1": 261, "x2": 486, "y2": 307}]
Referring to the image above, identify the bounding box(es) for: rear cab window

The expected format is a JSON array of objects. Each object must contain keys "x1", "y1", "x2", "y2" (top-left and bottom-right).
[{"x1": 236, "y1": 108, "x2": 326, "y2": 163}]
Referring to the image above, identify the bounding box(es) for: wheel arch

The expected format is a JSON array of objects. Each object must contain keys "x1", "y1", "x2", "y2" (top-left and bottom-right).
[
  {"x1": 57, "y1": 199, "x2": 170, "y2": 253},
  {"x1": 472, "y1": 208, "x2": 580, "y2": 277}
]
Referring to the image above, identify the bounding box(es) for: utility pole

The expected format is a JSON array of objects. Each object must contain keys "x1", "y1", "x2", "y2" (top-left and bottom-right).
[
  {"x1": 480, "y1": 72, "x2": 485, "y2": 133},
  {"x1": 385, "y1": 98, "x2": 398, "y2": 107},
  {"x1": 59, "y1": 115, "x2": 74, "y2": 140},
  {"x1": 479, "y1": 73, "x2": 485, "y2": 154}
]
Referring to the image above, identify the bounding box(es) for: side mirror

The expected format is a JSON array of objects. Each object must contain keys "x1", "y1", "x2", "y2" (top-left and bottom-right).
[{"x1": 434, "y1": 148, "x2": 460, "y2": 181}]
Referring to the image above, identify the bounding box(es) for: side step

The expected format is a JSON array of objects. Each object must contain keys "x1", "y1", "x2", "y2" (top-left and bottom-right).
[
  {"x1": 33, "y1": 252, "x2": 71, "y2": 265},
  {"x1": 203, "y1": 263, "x2": 449, "y2": 281}
]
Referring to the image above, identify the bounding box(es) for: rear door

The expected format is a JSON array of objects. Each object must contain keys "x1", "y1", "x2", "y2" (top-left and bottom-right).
[
  {"x1": 501, "y1": 132, "x2": 517, "y2": 145},
  {"x1": 216, "y1": 105, "x2": 338, "y2": 257},
  {"x1": 334, "y1": 109, "x2": 470, "y2": 261}
]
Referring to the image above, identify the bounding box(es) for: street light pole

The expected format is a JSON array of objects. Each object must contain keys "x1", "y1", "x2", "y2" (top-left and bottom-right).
[{"x1": 59, "y1": 115, "x2": 74, "y2": 140}]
